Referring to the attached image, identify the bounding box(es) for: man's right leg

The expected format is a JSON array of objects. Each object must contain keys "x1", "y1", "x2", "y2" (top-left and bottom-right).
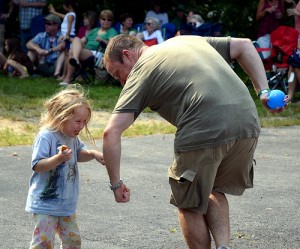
[{"x1": 178, "y1": 208, "x2": 211, "y2": 249}]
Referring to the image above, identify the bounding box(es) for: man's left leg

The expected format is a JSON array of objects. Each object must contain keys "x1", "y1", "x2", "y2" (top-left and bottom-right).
[
  {"x1": 178, "y1": 208, "x2": 211, "y2": 249},
  {"x1": 205, "y1": 192, "x2": 230, "y2": 248}
]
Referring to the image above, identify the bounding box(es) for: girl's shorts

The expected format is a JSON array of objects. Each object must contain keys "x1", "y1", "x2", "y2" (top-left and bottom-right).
[{"x1": 168, "y1": 137, "x2": 258, "y2": 214}]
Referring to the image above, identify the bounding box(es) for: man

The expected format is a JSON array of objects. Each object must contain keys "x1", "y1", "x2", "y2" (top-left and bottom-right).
[
  {"x1": 13, "y1": 0, "x2": 47, "y2": 52},
  {"x1": 27, "y1": 14, "x2": 64, "y2": 77},
  {"x1": 102, "y1": 34, "x2": 286, "y2": 249}
]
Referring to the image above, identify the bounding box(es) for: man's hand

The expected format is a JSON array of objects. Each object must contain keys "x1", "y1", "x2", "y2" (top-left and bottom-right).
[
  {"x1": 260, "y1": 92, "x2": 287, "y2": 113},
  {"x1": 113, "y1": 183, "x2": 130, "y2": 203}
]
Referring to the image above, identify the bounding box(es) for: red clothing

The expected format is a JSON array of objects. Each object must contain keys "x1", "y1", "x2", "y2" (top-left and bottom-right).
[
  {"x1": 257, "y1": 0, "x2": 285, "y2": 38},
  {"x1": 77, "y1": 26, "x2": 88, "y2": 38}
]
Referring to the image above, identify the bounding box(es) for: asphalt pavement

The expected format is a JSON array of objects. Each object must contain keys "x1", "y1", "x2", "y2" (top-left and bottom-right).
[{"x1": 0, "y1": 126, "x2": 300, "y2": 248}]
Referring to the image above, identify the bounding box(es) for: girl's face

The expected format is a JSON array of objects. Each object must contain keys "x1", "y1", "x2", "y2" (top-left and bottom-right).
[
  {"x1": 123, "y1": 17, "x2": 133, "y2": 29},
  {"x1": 83, "y1": 16, "x2": 90, "y2": 26},
  {"x1": 64, "y1": 105, "x2": 90, "y2": 138}
]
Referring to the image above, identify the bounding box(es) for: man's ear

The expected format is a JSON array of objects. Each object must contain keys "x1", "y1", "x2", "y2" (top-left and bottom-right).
[
  {"x1": 122, "y1": 49, "x2": 133, "y2": 63},
  {"x1": 122, "y1": 49, "x2": 130, "y2": 59}
]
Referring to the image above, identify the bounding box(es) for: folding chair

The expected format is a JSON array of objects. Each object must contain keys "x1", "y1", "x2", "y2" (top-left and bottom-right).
[
  {"x1": 161, "y1": 23, "x2": 177, "y2": 40},
  {"x1": 70, "y1": 43, "x2": 118, "y2": 85},
  {"x1": 254, "y1": 26, "x2": 299, "y2": 93}
]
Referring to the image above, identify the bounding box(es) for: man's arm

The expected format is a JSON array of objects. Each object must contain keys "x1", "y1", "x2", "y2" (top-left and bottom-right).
[
  {"x1": 103, "y1": 112, "x2": 134, "y2": 202},
  {"x1": 229, "y1": 37, "x2": 286, "y2": 112}
]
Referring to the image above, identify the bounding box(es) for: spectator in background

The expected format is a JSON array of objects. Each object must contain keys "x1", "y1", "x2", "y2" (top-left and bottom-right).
[
  {"x1": 59, "y1": 9, "x2": 118, "y2": 86},
  {"x1": 145, "y1": 0, "x2": 168, "y2": 26},
  {"x1": 48, "y1": 0, "x2": 77, "y2": 79},
  {"x1": 285, "y1": 0, "x2": 300, "y2": 102},
  {"x1": 26, "y1": 14, "x2": 64, "y2": 77},
  {"x1": 13, "y1": 0, "x2": 47, "y2": 52},
  {"x1": 187, "y1": 14, "x2": 213, "y2": 36},
  {"x1": 0, "y1": 0, "x2": 14, "y2": 53},
  {"x1": 77, "y1": 10, "x2": 98, "y2": 39},
  {"x1": 115, "y1": 13, "x2": 137, "y2": 36},
  {"x1": 0, "y1": 37, "x2": 34, "y2": 78},
  {"x1": 255, "y1": 0, "x2": 287, "y2": 59},
  {"x1": 137, "y1": 17, "x2": 164, "y2": 46},
  {"x1": 171, "y1": 4, "x2": 188, "y2": 34}
]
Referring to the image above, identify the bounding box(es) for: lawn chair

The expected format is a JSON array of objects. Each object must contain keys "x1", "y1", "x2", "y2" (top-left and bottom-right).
[
  {"x1": 70, "y1": 43, "x2": 118, "y2": 85},
  {"x1": 254, "y1": 26, "x2": 299, "y2": 93}
]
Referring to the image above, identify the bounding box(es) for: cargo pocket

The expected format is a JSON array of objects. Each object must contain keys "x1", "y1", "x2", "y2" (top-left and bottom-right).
[{"x1": 168, "y1": 153, "x2": 200, "y2": 209}]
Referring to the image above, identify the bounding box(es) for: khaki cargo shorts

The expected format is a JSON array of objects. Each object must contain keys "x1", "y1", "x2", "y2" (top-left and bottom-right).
[{"x1": 168, "y1": 137, "x2": 258, "y2": 214}]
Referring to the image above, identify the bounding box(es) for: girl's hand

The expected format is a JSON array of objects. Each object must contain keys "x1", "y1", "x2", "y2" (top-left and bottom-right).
[
  {"x1": 94, "y1": 151, "x2": 105, "y2": 165},
  {"x1": 58, "y1": 148, "x2": 72, "y2": 162},
  {"x1": 48, "y1": 4, "x2": 55, "y2": 13}
]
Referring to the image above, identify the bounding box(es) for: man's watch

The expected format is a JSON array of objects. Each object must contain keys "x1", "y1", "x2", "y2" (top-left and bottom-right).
[
  {"x1": 258, "y1": 88, "x2": 270, "y2": 97},
  {"x1": 109, "y1": 180, "x2": 123, "y2": 191}
]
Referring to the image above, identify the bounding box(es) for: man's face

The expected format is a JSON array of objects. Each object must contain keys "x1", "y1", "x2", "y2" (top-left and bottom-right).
[
  {"x1": 45, "y1": 21, "x2": 58, "y2": 35},
  {"x1": 106, "y1": 50, "x2": 137, "y2": 86}
]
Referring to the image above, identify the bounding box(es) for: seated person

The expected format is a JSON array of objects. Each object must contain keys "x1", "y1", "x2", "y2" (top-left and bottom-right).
[
  {"x1": 77, "y1": 10, "x2": 99, "y2": 38},
  {"x1": 186, "y1": 14, "x2": 212, "y2": 36},
  {"x1": 144, "y1": 0, "x2": 169, "y2": 26},
  {"x1": 171, "y1": 4, "x2": 189, "y2": 35},
  {"x1": 114, "y1": 12, "x2": 136, "y2": 36},
  {"x1": 26, "y1": 14, "x2": 64, "y2": 77},
  {"x1": 136, "y1": 17, "x2": 164, "y2": 46},
  {"x1": 0, "y1": 38, "x2": 34, "y2": 78},
  {"x1": 59, "y1": 9, "x2": 118, "y2": 85}
]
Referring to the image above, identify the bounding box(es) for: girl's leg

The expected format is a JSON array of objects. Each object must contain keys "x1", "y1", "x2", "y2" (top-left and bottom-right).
[
  {"x1": 56, "y1": 214, "x2": 81, "y2": 249},
  {"x1": 5, "y1": 59, "x2": 29, "y2": 78},
  {"x1": 54, "y1": 51, "x2": 65, "y2": 77},
  {"x1": 30, "y1": 214, "x2": 57, "y2": 249},
  {"x1": 61, "y1": 47, "x2": 93, "y2": 84}
]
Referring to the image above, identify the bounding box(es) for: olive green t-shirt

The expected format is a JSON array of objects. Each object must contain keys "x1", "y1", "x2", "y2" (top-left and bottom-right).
[{"x1": 113, "y1": 35, "x2": 260, "y2": 152}]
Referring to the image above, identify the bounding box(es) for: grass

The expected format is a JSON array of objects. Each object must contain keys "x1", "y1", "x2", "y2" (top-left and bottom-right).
[{"x1": 0, "y1": 75, "x2": 300, "y2": 147}]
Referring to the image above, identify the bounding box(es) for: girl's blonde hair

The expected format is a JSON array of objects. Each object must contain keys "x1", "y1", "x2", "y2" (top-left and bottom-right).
[{"x1": 40, "y1": 85, "x2": 94, "y2": 143}]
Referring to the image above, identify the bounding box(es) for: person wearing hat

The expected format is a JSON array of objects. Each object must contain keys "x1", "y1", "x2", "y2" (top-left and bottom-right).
[
  {"x1": 13, "y1": 0, "x2": 47, "y2": 52},
  {"x1": 26, "y1": 14, "x2": 65, "y2": 77},
  {"x1": 171, "y1": 4, "x2": 189, "y2": 34}
]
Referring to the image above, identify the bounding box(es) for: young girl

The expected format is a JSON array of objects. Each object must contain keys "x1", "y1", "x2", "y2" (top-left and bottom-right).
[
  {"x1": 0, "y1": 38, "x2": 34, "y2": 78},
  {"x1": 49, "y1": 0, "x2": 77, "y2": 79},
  {"x1": 25, "y1": 85, "x2": 105, "y2": 248}
]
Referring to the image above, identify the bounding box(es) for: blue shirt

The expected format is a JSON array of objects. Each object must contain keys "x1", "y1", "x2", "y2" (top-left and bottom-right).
[
  {"x1": 31, "y1": 30, "x2": 62, "y2": 64},
  {"x1": 25, "y1": 129, "x2": 86, "y2": 216}
]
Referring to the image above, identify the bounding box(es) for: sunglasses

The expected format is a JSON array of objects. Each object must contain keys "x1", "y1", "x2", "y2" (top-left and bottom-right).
[
  {"x1": 101, "y1": 18, "x2": 112, "y2": 22},
  {"x1": 45, "y1": 22, "x2": 56, "y2": 26},
  {"x1": 144, "y1": 22, "x2": 152, "y2": 26}
]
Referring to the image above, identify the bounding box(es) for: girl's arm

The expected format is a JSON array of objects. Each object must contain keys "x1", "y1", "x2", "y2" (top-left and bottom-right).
[
  {"x1": 78, "y1": 149, "x2": 105, "y2": 164},
  {"x1": 33, "y1": 149, "x2": 72, "y2": 172},
  {"x1": 48, "y1": 4, "x2": 65, "y2": 19},
  {"x1": 65, "y1": 14, "x2": 75, "y2": 39}
]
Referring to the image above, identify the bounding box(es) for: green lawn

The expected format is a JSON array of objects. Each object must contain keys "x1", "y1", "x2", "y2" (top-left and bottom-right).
[{"x1": 0, "y1": 75, "x2": 299, "y2": 147}]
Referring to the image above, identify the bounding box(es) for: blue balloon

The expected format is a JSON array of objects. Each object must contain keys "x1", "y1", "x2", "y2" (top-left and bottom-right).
[{"x1": 267, "y1": 90, "x2": 286, "y2": 110}]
